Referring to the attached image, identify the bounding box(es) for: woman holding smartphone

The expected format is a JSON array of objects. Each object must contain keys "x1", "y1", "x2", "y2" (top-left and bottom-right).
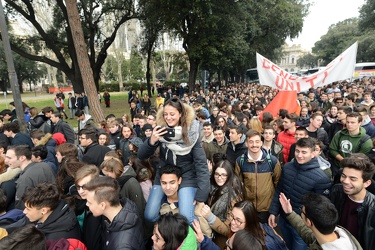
[{"x1": 138, "y1": 97, "x2": 210, "y2": 225}]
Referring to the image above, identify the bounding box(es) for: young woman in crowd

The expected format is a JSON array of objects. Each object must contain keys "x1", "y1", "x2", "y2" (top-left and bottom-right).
[
  {"x1": 214, "y1": 115, "x2": 230, "y2": 138},
  {"x1": 369, "y1": 105, "x2": 375, "y2": 126},
  {"x1": 119, "y1": 123, "x2": 136, "y2": 165},
  {"x1": 138, "y1": 97, "x2": 210, "y2": 225},
  {"x1": 132, "y1": 156, "x2": 155, "y2": 202},
  {"x1": 200, "y1": 156, "x2": 245, "y2": 248},
  {"x1": 152, "y1": 213, "x2": 197, "y2": 250},
  {"x1": 98, "y1": 132, "x2": 116, "y2": 150},
  {"x1": 249, "y1": 117, "x2": 264, "y2": 133}
]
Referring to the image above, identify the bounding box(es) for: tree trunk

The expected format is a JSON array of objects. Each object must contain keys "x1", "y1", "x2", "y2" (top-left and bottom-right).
[
  {"x1": 188, "y1": 58, "x2": 199, "y2": 92},
  {"x1": 117, "y1": 60, "x2": 123, "y2": 91},
  {"x1": 65, "y1": 0, "x2": 104, "y2": 122}
]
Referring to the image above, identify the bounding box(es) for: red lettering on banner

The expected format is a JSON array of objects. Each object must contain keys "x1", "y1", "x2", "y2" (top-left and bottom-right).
[
  {"x1": 322, "y1": 71, "x2": 328, "y2": 83},
  {"x1": 275, "y1": 75, "x2": 284, "y2": 89},
  {"x1": 271, "y1": 64, "x2": 281, "y2": 75},
  {"x1": 304, "y1": 76, "x2": 318, "y2": 88},
  {"x1": 262, "y1": 59, "x2": 271, "y2": 69},
  {"x1": 275, "y1": 76, "x2": 301, "y2": 92}
]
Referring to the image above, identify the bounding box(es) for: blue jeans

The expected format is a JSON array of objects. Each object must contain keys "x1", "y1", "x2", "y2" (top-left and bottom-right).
[
  {"x1": 144, "y1": 185, "x2": 197, "y2": 224},
  {"x1": 279, "y1": 216, "x2": 307, "y2": 250}
]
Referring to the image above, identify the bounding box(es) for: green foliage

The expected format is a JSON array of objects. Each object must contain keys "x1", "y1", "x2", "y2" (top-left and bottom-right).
[
  {"x1": 297, "y1": 53, "x2": 319, "y2": 68},
  {"x1": 312, "y1": 18, "x2": 361, "y2": 64},
  {"x1": 312, "y1": 16, "x2": 375, "y2": 63},
  {"x1": 358, "y1": 0, "x2": 375, "y2": 32},
  {"x1": 99, "y1": 82, "x2": 120, "y2": 92}
]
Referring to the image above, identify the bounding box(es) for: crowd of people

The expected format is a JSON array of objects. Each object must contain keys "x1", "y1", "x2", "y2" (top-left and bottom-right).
[{"x1": 0, "y1": 78, "x2": 374, "y2": 250}]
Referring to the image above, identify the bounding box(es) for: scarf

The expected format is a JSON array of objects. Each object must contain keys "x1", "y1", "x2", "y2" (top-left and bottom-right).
[
  {"x1": 159, "y1": 120, "x2": 199, "y2": 165},
  {"x1": 209, "y1": 186, "x2": 230, "y2": 222}
]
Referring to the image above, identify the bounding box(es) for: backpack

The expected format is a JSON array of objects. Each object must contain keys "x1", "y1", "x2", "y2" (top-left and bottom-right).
[
  {"x1": 260, "y1": 223, "x2": 287, "y2": 250},
  {"x1": 238, "y1": 153, "x2": 277, "y2": 176}
]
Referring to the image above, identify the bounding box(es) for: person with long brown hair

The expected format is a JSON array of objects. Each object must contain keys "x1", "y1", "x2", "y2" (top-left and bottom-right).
[{"x1": 138, "y1": 97, "x2": 210, "y2": 225}]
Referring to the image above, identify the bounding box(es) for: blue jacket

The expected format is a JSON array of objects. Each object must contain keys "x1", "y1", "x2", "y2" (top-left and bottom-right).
[
  {"x1": 269, "y1": 157, "x2": 331, "y2": 217},
  {"x1": 200, "y1": 235, "x2": 220, "y2": 250}
]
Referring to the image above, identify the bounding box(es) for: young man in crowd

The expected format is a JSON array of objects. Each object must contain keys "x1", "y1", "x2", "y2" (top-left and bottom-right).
[
  {"x1": 5, "y1": 145, "x2": 55, "y2": 210},
  {"x1": 277, "y1": 113, "x2": 298, "y2": 163},
  {"x1": 3, "y1": 123, "x2": 34, "y2": 148},
  {"x1": 330, "y1": 154, "x2": 375, "y2": 250},
  {"x1": 85, "y1": 176, "x2": 145, "y2": 250},
  {"x1": 79, "y1": 127, "x2": 111, "y2": 167},
  {"x1": 329, "y1": 112, "x2": 372, "y2": 181},
  {"x1": 205, "y1": 126, "x2": 230, "y2": 164},
  {"x1": 262, "y1": 125, "x2": 284, "y2": 166},
  {"x1": 268, "y1": 138, "x2": 332, "y2": 250},
  {"x1": 4, "y1": 183, "x2": 80, "y2": 240},
  {"x1": 236, "y1": 130, "x2": 281, "y2": 223},
  {"x1": 279, "y1": 192, "x2": 361, "y2": 249},
  {"x1": 226, "y1": 125, "x2": 247, "y2": 167},
  {"x1": 201, "y1": 122, "x2": 214, "y2": 152},
  {"x1": 50, "y1": 111, "x2": 75, "y2": 143}
]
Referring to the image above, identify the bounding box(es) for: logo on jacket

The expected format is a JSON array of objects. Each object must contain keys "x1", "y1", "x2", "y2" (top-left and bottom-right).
[{"x1": 340, "y1": 140, "x2": 352, "y2": 154}]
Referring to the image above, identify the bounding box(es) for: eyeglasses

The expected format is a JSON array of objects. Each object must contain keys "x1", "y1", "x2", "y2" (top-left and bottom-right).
[
  {"x1": 225, "y1": 238, "x2": 232, "y2": 250},
  {"x1": 76, "y1": 185, "x2": 87, "y2": 191},
  {"x1": 228, "y1": 213, "x2": 244, "y2": 225},
  {"x1": 214, "y1": 172, "x2": 228, "y2": 179}
]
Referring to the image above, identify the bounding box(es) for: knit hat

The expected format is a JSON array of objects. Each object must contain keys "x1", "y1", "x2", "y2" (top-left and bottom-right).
[
  {"x1": 52, "y1": 132, "x2": 67, "y2": 145},
  {"x1": 129, "y1": 137, "x2": 143, "y2": 149},
  {"x1": 143, "y1": 124, "x2": 153, "y2": 131}
]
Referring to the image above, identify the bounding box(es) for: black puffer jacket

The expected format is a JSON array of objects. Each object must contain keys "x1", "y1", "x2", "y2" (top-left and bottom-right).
[
  {"x1": 104, "y1": 199, "x2": 145, "y2": 250},
  {"x1": 5, "y1": 200, "x2": 81, "y2": 240},
  {"x1": 330, "y1": 184, "x2": 375, "y2": 250},
  {"x1": 269, "y1": 157, "x2": 332, "y2": 216}
]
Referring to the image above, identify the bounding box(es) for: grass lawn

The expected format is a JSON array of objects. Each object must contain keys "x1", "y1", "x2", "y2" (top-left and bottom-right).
[{"x1": 0, "y1": 92, "x2": 154, "y2": 128}]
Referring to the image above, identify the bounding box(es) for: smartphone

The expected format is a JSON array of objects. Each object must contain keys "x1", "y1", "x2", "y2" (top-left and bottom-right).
[{"x1": 163, "y1": 127, "x2": 175, "y2": 137}]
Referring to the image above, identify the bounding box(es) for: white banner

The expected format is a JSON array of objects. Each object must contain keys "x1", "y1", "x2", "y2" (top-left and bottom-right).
[{"x1": 256, "y1": 42, "x2": 358, "y2": 92}]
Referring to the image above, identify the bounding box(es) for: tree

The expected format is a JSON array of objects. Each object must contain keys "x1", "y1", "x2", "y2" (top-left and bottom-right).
[
  {"x1": 358, "y1": 0, "x2": 375, "y2": 32},
  {"x1": 4, "y1": 0, "x2": 138, "y2": 93},
  {"x1": 312, "y1": 18, "x2": 375, "y2": 63},
  {"x1": 65, "y1": 0, "x2": 104, "y2": 122},
  {"x1": 297, "y1": 53, "x2": 319, "y2": 69},
  {"x1": 139, "y1": 0, "x2": 308, "y2": 89}
]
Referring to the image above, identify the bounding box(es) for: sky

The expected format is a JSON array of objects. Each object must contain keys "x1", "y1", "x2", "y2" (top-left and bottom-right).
[{"x1": 288, "y1": 0, "x2": 366, "y2": 50}]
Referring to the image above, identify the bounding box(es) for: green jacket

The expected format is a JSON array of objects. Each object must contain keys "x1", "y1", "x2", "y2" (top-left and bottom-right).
[
  {"x1": 329, "y1": 127, "x2": 372, "y2": 168},
  {"x1": 286, "y1": 211, "x2": 362, "y2": 250}
]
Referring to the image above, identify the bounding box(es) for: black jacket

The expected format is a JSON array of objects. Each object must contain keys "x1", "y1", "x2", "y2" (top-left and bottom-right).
[
  {"x1": 82, "y1": 142, "x2": 111, "y2": 167},
  {"x1": 5, "y1": 200, "x2": 81, "y2": 240},
  {"x1": 269, "y1": 157, "x2": 332, "y2": 217},
  {"x1": 103, "y1": 199, "x2": 145, "y2": 250},
  {"x1": 11, "y1": 133, "x2": 34, "y2": 148},
  {"x1": 330, "y1": 184, "x2": 375, "y2": 250},
  {"x1": 226, "y1": 135, "x2": 248, "y2": 168},
  {"x1": 52, "y1": 120, "x2": 75, "y2": 143}
]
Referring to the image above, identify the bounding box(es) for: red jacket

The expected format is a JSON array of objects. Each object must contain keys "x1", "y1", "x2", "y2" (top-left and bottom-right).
[{"x1": 277, "y1": 130, "x2": 296, "y2": 163}]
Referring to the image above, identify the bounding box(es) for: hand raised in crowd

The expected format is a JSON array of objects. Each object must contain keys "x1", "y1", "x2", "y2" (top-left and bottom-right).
[
  {"x1": 149, "y1": 126, "x2": 167, "y2": 145},
  {"x1": 279, "y1": 192, "x2": 293, "y2": 214}
]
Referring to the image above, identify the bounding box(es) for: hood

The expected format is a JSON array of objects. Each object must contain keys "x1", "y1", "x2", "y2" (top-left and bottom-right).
[
  {"x1": 317, "y1": 156, "x2": 331, "y2": 170},
  {"x1": 361, "y1": 115, "x2": 371, "y2": 126},
  {"x1": 360, "y1": 100, "x2": 374, "y2": 106},
  {"x1": 213, "y1": 136, "x2": 230, "y2": 145},
  {"x1": 340, "y1": 127, "x2": 367, "y2": 138},
  {"x1": 106, "y1": 199, "x2": 140, "y2": 232},
  {"x1": 36, "y1": 133, "x2": 55, "y2": 147},
  {"x1": 0, "y1": 168, "x2": 21, "y2": 184},
  {"x1": 156, "y1": 103, "x2": 196, "y2": 127},
  {"x1": 37, "y1": 200, "x2": 78, "y2": 234},
  {"x1": 321, "y1": 226, "x2": 360, "y2": 250}
]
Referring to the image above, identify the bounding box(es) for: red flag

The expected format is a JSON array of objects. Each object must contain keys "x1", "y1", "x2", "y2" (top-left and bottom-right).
[{"x1": 260, "y1": 91, "x2": 300, "y2": 119}]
